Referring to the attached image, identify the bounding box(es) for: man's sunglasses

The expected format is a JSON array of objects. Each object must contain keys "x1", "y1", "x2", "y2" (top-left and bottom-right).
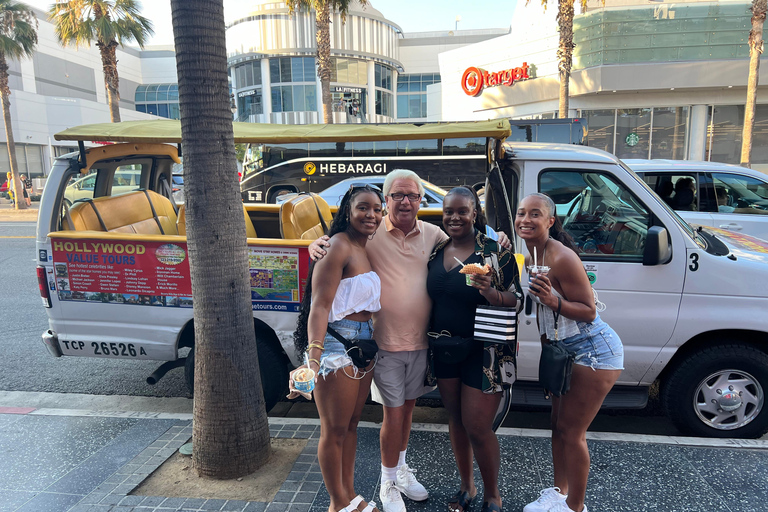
[{"x1": 387, "y1": 192, "x2": 421, "y2": 202}]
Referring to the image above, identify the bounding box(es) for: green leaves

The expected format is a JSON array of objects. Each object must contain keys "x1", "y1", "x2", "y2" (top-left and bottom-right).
[
  {"x1": 0, "y1": 0, "x2": 37, "y2": 60},
  {"x1": 48, "y1": 0, "x2": 153, "y2": 49}
]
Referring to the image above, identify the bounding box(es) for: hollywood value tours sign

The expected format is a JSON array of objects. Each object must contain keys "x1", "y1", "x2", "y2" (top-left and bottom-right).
[{"x1": 461, "y1": 63, "x2": 531, "y2": 96}]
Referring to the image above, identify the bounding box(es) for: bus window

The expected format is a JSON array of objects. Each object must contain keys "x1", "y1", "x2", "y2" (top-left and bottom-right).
[
  {"x1": 309, "y1": 142, "x2": 353, "y2": 158},
  {"x1": 508, "y1": 124, "x2": 535, "y2": 142},
  {"x1": 269, "y1": 144, "x2": 309, "y2": 167},
  {"x1": 397, "y1": 139, "x2": 439, "y2": 156},
  {"x1": 443, "y1": 137, "x2": 486, "y2": 154},
  {"x1": 353, "y1": 141, "x2": 397, "y2": 157}
]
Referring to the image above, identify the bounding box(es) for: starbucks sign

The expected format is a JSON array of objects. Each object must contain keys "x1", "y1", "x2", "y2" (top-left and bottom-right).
[{"x1": 626, "y1": 133, "x2": 639, "y2": 147}]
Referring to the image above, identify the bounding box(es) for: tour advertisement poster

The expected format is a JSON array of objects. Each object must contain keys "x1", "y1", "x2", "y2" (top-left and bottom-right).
[
  {"x1": 51, "y1": 239, "x2": 193, "y2": 308},
  {"x1": 248, "y1": 246, "x2": 309, "y2": 313}
]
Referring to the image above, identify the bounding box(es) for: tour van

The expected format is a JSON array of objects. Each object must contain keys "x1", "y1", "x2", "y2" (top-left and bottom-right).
[{"x1": 35, "y1": 119, "x2": 768, "y2": 439}]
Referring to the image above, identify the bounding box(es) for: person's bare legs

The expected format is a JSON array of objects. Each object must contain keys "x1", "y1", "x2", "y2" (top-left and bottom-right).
[
  {"x1": 380, "y1": 400, "x2": 415, "y2": 468},
  {"x1": 437, "y1": 378, "x2": 476, "y2": 510},
  {"x1": 550, "y1": 366, "x2": 621, "y2": 512},
  {"x1": 339, "y1": 366, "x2": 375, "y2": 508},
  {"x1": 461, "y1": 385, "x2": 502, "y2": 510},
  {"x1": 316, "y1": 368, "x2": 365, "y2": 512}
]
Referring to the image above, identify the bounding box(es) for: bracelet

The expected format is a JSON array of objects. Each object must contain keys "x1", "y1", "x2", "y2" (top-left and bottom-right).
[
  {"x1": 307, "y1": 342, "x2": 325, "y2": 351},
  {"x1": 307, "y1": 358, "x2": 320, "y2": 367}
]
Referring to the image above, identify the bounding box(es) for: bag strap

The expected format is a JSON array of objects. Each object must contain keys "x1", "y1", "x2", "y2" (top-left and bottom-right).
[
  {"x1": 142, "y1": 190, "x2": 165, "y2": 235},
  {"x1": 159, "y1": 175, "x2": 178, "y2": 215},
  {"x1": 84, "y1": 199, "x2": 108, "y2": 231},
  {"x1": 325, "y1": 325, "x2": 350, "y2": 347},
  {"x1": 553, "y1": 297, "x2": 562, "y2": 341},
  {"x1": 308, "y1": 193, "x2": 329, "y2": 234}
]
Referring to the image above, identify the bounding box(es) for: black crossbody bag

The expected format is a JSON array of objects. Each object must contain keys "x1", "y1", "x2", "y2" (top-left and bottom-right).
[
  {"x1": 538, "y1": 297, "x2": 575, "y2": 397},
  {"x1": 325, "y1": 325, "x2": 378, "y2": 369}
]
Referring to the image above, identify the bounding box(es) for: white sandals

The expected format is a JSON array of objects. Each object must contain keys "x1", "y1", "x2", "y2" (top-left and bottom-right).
[{"x1": 338, "y1": 495, "x2": 377, "y2": 512}]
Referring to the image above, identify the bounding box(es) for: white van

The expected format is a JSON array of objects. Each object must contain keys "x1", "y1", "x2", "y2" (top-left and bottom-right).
[
  {"x1": 35, "y1": 122, "x2": 768, "y2": 439},
  {"x1": 626, "y1": 159, "x2": 768, "y2": 240}
]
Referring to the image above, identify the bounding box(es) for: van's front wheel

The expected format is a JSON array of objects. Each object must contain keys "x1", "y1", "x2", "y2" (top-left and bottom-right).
[
  {"x1": 184, "y1": 336, "x2": 289, "y2": 412},
  {"x1": 662, "y1": 343, "x2": 768, "y2": 438}
]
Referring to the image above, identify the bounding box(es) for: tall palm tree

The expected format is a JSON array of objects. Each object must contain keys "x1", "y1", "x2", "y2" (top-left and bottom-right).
[
  {"x1": 285, "y1": 0, "x2": 366, "y2": 124},
  {"x1": 48, "y1": 1, "x2": 153, "y2": 123},
  {"x1": 170, "y1": 0, "x2": 270, "y2": 478},
  {"x1": 0, "y1": 0, "x2": 36, "y2": 211},
  {"x1": 741, "y1": 0, "x2": 767, "y2": 168}
]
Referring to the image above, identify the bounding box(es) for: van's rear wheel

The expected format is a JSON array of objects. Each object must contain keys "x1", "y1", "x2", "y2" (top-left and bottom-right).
[
  {"x1": 662, "y1": 343, "x2": 768, "y2": 438},
  {"x1": 184, "y1": 336, "x2": 289, "y2": 412}
]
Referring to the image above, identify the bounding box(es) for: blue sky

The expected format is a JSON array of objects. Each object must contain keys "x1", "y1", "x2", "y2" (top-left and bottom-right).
[{"x1": 26, "y1": 0, "x2": 518, "y2": 46}]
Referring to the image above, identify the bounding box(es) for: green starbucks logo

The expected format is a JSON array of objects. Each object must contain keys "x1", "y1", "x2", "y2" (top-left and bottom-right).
[{"x1": 625, "y1": 133, "x2": 639, "y2": 147}]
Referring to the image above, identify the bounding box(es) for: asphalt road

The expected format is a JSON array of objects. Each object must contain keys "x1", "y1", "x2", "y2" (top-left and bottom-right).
[{"x1": 0, "y1": 221, "x2": 190, "y2": 397}]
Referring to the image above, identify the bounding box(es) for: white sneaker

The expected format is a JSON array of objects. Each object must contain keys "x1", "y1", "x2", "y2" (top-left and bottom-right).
[
  {"x1": 379, "y1": 479, "x2": 406, "y2": 512},
  {"x1": 396, "y1": 464, "x2": 428, "y2": 501},
  {"x1": 547, "y1": 501, "x2": 587, "y2": 512},
  {"x1": 522, "y1": 487, "x2": 567, "y2": 512}
]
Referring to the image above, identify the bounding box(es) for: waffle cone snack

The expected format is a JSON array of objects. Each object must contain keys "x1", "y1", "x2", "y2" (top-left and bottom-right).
[{"x1": 459, "y1": 263, "x2": 491, "y2": 275}]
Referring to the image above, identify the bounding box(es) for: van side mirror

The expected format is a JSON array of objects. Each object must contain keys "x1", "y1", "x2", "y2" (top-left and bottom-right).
[{"x1": 643, "y1": 226, "x2": 672, "y2": 266}]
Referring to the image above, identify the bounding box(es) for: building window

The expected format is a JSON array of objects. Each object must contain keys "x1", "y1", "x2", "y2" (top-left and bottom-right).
[
  {"x1": 270, "y1": 57, "x2": 315, "y2": 84},
  {"x1": 703, "y1": 105, "x2": 768, "y2": 164},
  {"x1": 375, "y1": 90, "x2": 393, "y2": 117},
  {"x1": 374, "y1": 63, "x2": 393, "y2": 90},
  {"x1": 330, "y1": 58, "x2": 368, "y2": 85},
  {"x1": 582, "y1": 109, "x2": 616, "y2": 154},
  {"x1": 615, "y1": 108, "x2": 652, "y2": 160},
  {"x1": 238, "y1": 90, "x2": 263, "y2": 118},
  {"x1": 235, "y1": 61, "x2": 262, "y2": 88},
  {"x1": 135, "y1": 84, "x2": 180, "y2": 119},
  {"x1": 272, "y1": 84, "x2": 317, "y2": 113},
  {"x1": 651, "y1": 107, "x2": 688, "y2": 160},
  {"x1": 396, "y1": 73, "x2": 440, "y2": 119}
]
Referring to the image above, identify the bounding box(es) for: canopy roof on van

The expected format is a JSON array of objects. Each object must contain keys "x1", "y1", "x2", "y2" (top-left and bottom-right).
[{"x1": 54, "y1": 119, "x2": 511, "y2": 144}]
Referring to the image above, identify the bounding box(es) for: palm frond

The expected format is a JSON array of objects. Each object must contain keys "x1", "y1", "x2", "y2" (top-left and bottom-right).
[
  {"x1": 0, "y1": 0, "x2": 37, "y2": 59},
  {"x1": 49, "y1": 0, "x2": 152, "y2": 49}
]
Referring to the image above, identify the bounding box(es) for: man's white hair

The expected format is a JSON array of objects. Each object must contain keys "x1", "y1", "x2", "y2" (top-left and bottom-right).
[{"x1": 383, "y1": 169, "x2": 424, "y2": 197}]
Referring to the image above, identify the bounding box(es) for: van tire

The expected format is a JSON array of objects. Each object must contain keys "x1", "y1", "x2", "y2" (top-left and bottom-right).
[
  {"x1": 183, "y1": 337, "x2": 289, "y2": 412},
  {"x1": 662, "y1": 343, "x2": 768, "y2": 438}
]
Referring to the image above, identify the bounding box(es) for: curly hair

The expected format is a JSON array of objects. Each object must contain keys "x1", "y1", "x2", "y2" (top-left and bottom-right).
[
  {"x1": 293, "y1": 185, "x2": 384, "y2": 356},
  {"x1": 444, "y1": 186, "x2": 487, "y2": 232}
]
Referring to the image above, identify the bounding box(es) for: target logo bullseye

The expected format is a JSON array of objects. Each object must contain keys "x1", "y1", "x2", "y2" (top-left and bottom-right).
[{"x1": 461, "y1": 67, "x2": 483, "y2": 96}]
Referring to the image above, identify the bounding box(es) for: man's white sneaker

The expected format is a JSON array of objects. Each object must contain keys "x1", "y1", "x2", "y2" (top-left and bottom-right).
[
  {"x1": 379, "y1": 479, "x2": 406, "y2": 512},
  {"x1": 522, "y1": 487, "x2": 567, "y2": 512},
  {"x1": 547, "y1": 501, "x2": 587, "y2": 512},
  {"x1": 396, "y1": 464, "x2": 428, "y2": 501}
]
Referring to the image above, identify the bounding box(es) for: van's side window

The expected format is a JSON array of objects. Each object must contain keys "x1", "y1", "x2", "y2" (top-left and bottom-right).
[
  {"x1": 63, "y1": 169, "x2": 98, "y2": 207},
  {"x1": 639, "y1": 172, "x2": 708, "y2": 212},
  {"x1": 539, "y1": 170, "x2": 651, "y2": 260},
  {"x1": 711, "y1": 172, "x2": 768, "y2": 215}
]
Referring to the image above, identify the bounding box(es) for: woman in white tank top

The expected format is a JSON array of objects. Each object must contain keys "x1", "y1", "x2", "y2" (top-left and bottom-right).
[{"x1": 516, "y1": 193, "x2": 623, "y2": 512}]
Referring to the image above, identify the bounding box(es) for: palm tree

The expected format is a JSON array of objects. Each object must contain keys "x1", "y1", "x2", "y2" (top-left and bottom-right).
[
  {"x1": 0, "y1": 0, "x2": 36, "y2": 211},
  {"x1": 48, "y1": 1, "x2": 153, "y2": 123},
  {"x1": 170, "y1": 0, "x2": 270, "y2": 478},
  {"x1": 741, "y1": 0, "x2": 767, "y2": 168},
  {"x1": 285, "y1": 0, "x2": 367, "y2": 124}
]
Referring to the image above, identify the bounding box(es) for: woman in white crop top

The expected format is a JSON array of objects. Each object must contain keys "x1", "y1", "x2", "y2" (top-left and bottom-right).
[
  {"x1": 288, "y1": 185, "x2": 384, "y2": 512},
  {"x1": 516, "y1": 193, "x2": 623, "y2": 512}
]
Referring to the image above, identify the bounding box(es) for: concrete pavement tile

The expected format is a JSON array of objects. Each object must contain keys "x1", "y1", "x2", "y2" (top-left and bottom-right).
[
  {"x1": 280, "y1": 481, "x2": 302, "y2": 491},
  {"x1": 118, "y1": 495, "x2": 145, "y2": 506},
  {"x1": 265, "y1": 503, "x2": 289, "y2": 512},
  {"x1": 298, "y1": 482, "x2": 321, "y2": 493},
  {"x1": 293, "y1": 491, "x2": 316, "y2": 504},
  {"x1": 0, "y1": 415, "x2": 137, "y2": 492},
  {"x1": 201, "y1": 498, "x2": 228, "y2": 510},
  {"x1": 98, "y1": 492, "x2": 123, "y2": 505},
  {"x1": 0, "y1": 489, "x2": 36, "y2": 512},
  {"x1": 79, "y1": 492, "x2": 107, "y2": 504},
  {"x1": 182, "y1": 497, "x2": 208, "y2": 508},
  {"x1": 13, "y1": 491, "x2": 85, "y2": 512},
  {"x1": 274, "y1": 491, "x2": 296, "y2": 502},
  {"x1": 140, "y1": 496, "x2": 168, "y2": 506},
  {"x1": 679, "y1": 446, "x2": 768, "y2": 512},
  {"x1": 108, "y1": 507, "x2": 133, "y2": 512},
  {"x1": 288, "y1": 504, "x2": 310, "y2": 512},
  {"x1": 222, "y1": 500, "x2": 250, "y2": 510},
  {"x1": 243, "y1": 503, "x2": 267, "y2": 512},
  {"x1": 161, "y1": 496, "x2": 189, "y2": 508}
]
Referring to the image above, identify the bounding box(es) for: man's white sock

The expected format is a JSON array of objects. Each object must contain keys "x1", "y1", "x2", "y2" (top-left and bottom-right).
[
  {"x1": 381, "y1": 464, "x2": 398, "y2": 485},
  {"x1": 398, "y1": 449, "x2": 407, "y2": 468}
]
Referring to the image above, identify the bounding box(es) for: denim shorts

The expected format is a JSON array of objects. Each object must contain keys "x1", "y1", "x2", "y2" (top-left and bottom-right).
[
  {"x1": 559, "y1": 313, "x2": 624, "y2": 371},
  {"x1": 319, "y1": 318, "x2": 374, "y2": 377}
]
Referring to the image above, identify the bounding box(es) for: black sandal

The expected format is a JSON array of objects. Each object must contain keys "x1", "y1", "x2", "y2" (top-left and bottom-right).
[
  {"x1": 448, "y1": 490, "x2": 476, "y2": 512},
  {"x1": 480, "y1": 502, "x2": 501, "y2": 512}
]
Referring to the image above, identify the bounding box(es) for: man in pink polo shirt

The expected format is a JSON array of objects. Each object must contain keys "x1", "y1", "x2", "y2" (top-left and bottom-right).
[{"x1": 310, "y1": 169, "x2": 508, "y2": 512}]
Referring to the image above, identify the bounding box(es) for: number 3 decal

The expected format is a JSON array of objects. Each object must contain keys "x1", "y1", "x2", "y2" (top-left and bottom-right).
[{"x1": 689, "y1": 253, "x2": 699, "y2": 272}]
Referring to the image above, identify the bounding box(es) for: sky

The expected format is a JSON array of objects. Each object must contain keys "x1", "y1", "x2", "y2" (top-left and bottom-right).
[{"x1": 25, "y1": 0, "x2": 518, "y2": 47}]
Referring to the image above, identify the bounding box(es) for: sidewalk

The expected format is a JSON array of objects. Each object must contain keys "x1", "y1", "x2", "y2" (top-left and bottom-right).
[
  {"x1": 1, "y1": 404, "x2": 767, "y2": 512},
  {"x1": 0, "y1": 200, "x2": 39, "y2": 222}
]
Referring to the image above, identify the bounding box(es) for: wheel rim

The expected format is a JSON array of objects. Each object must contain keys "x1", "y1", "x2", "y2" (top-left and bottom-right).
[{"x1": 693, "y1": 369, "x2": 764, "y2": 431}]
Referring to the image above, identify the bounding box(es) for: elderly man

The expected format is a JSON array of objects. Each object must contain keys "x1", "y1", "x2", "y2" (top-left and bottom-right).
[{"x1": 310, "y1": 169, "x2": 509, "y2": 512}]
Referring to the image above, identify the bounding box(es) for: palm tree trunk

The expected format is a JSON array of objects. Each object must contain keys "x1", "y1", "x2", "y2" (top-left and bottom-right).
[
  {"x1": 741, "y1": 0, "x2": 767, "y2": 168},
  {"x1": 98, "y1": 40, "x2": 122, "y2": 123},
  {"x1": 0, "y1": 54, "x2": 26, "y2": 210},
  {"x1": 557, "y1": 0, "x2": 575, "y2": 119},
  {"x1": 170, "y1": 0, "x2": 270, "y2": 478},
  {"x1": 315, "y1": 1, "x2": 333, "y2": 124}
]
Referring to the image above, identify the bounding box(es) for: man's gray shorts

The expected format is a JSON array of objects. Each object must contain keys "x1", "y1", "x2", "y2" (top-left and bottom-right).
[{"x1": 371, "y1": 348, "x2": 433, "y2": 408}]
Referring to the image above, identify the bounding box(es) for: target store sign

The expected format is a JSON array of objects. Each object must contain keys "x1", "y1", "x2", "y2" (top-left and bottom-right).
[{"x1": 461, "y1": 63, "x2": 531, "y2": 96}]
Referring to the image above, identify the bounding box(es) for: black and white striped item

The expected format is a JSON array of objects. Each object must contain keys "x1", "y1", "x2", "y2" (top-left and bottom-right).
[{"x1": 474, "y1": 305, "x2": 517, "y2": 344}]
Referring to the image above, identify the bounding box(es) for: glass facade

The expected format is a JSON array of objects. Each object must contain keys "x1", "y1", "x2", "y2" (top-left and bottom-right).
[
  {"x1": 397, "y1": 73, "x2": 441, "y2": 119},
  {"x1": 135, "y1": 84, "x2": 180, "y2": 119},
  {"x1": 234, "y1": 61, "x2": 262, "y2": 88},
  {"x1": 237, "y1": 90, "x2": 263, "y2": 119},
  {"x1": 270, "y1": 57, "x2": 316, "y2": 84},
  {"x1": 330, "y1": 58, "x2": 368, "y2": 85},
  {"x1": 580, "y1": 107, "x2": 689, "y2": 159},
  {"x1": 271, "y1": 84, "x2": 317, "y2": 113},
  {"x1": 573, "y1": 2, "x2": 752, "y2": 70},
  {"x1": 706, "y1": 104, "x2": 768, "y2": 165}
]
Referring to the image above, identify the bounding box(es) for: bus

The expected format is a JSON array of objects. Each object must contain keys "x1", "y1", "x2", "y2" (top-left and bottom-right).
[{"x1": 239, "y1": 118, "x2": 586, "y2": 203}]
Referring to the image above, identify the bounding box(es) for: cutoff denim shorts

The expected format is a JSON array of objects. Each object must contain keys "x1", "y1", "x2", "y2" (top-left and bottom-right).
[
  {"x1": 559, "y1": 313, "x2": 624, "y2": 371},
  {"x1": 319, "y1": 318, "x2": 374, "y2": 377}
]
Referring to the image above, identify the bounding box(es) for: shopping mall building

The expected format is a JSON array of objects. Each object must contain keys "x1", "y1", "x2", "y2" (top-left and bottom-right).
[{"x1": 4, "y1": 0, "x2": 768, "y2": 178}]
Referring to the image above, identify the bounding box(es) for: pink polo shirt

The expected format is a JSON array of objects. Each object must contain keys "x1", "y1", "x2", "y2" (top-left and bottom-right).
[{"x1": 366, "y1": 216, "x2": 448, "y2": 352}]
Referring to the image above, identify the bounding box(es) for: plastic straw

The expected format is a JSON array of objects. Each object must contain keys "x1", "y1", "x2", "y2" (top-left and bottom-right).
[
  {"x1": 454, "y1": 257, "x2": 465, "y2": 268},
  {"x1": 534, "y1": 246, "x2": 538, "y2": 268}
]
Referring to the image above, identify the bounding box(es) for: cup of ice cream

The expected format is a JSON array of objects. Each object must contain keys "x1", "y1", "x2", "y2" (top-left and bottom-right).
[
  {"x1": 460, "y1": 263, "x2": 491, "y2": 286},
  {"x1": 293, "y1": 368, "x2": 316, "y2": 393}
]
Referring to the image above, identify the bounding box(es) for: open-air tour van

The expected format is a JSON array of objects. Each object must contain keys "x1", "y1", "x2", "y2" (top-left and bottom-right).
[{"x1": 35, "y1": 119, "x2": 768, "y2": 439}]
